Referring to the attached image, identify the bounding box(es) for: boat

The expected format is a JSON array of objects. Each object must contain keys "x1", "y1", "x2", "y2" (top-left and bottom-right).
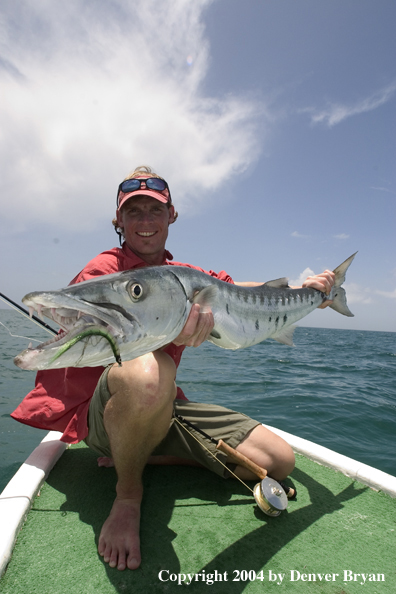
[{"x1": 1, "y1": 426, "x2": 395, "y2": 593}]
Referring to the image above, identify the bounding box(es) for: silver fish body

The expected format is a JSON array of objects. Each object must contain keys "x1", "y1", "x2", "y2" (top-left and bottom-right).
[{"x1": 14, "y1": 253, "x2": 356, "y2": 371}]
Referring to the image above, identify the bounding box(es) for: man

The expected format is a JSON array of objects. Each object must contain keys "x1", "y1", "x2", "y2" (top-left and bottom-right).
[{"x1": 12, "y1": 165, "x2": 335, "y2": 571}]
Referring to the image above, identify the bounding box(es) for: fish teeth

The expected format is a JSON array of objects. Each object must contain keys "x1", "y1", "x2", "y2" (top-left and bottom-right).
[
  {"x1": 48, "y1": 308, "x2": 79, "y2": 329},
  {"x1": 39, "y1": 329, "x2": 68, "y2": 348}
]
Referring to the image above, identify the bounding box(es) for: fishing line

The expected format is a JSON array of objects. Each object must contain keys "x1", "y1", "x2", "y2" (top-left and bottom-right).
[
  {"x1": 0, "y1": 292, "x2": 57, "y2": 336},
  {"x1": 173, "y1": 416, "x2": 254, "y2": 494},
  {"x1": 0, "y1": 320, "x2": 43, "y2": 343}
]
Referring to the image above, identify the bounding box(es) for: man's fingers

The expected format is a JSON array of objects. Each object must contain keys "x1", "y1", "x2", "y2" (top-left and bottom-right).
[
  {"x1": 301, "y1": 270, "x2": 335, "y2": 309},
  {"x1": 181, "y1": 303, "x2": 200, "y2": 338},
  {"x1": 302, "y1": 270, "x2": 335, "y2": 294},
  {"x1": 191, "y1": 310, "x2": 214, "y2": 347},
  {"x1": 318, "y1": 300, "x2": 333, "y2": 310},
  {"x1": 173, "y1": 304, "x2": 214, "y2": 347}
]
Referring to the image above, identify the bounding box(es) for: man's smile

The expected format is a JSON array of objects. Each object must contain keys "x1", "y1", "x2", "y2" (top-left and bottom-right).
[{"x1": 136, "y1": 231, "x2": 157, "y2": 237}]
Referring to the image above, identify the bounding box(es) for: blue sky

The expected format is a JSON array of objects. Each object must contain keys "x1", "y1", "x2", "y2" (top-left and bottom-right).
[{"x1": 1, "y1": 0, "x2": 395, "y2": 332}]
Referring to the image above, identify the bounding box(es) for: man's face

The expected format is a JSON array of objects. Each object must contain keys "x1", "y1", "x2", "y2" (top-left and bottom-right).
[{"x1": 116, "y1": 195, "x2": 175, "y2": 264}]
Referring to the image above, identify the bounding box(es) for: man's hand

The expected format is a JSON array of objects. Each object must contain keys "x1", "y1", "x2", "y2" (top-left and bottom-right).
[
  {"x1": 173, "y1": 304, "x2": 215, "y2": 347},
  {"x1": 302, "y1": 270, "x2": 335, "y2": 309}
]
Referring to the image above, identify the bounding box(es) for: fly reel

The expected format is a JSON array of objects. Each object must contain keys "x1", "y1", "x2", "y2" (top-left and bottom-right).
[
  {"x1": 215, "y1": 438, "x2": 292, "y2": 517},
  {"x1": 253, "y1": 477, "x2": 289, "y2": 517}
]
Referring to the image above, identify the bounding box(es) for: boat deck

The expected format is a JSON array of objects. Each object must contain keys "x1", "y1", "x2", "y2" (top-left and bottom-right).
[{"x1": 1, "y1": 441, "x2": 395, "y2": 593}]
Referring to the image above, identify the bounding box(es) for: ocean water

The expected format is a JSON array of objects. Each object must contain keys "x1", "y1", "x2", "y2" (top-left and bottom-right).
[{"x1": 0, "y1": 309, "x2": 395, "y2": 493}]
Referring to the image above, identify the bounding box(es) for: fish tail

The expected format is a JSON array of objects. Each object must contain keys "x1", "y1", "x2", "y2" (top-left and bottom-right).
[{"x1": 329, "y1": 252, "x2": 357, "y2": 317}]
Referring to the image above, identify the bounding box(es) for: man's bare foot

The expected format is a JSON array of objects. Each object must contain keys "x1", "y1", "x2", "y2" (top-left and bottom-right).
[
  {"x1": 98, "y1": 497, "x2": 141, "y2": 570},
  {"x1": 97, "y1": 456, "x2": 115, "y2": 468}
]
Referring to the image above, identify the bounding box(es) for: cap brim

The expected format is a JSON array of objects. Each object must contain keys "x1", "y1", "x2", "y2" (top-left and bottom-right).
[{"x1": 117, "y1": 189, "x2": 170, "y2": 210}]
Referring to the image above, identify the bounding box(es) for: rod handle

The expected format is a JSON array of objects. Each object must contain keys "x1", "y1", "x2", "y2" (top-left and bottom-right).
[{"x1": 216, "y1": 439, "x2": 267, "y2": 480}]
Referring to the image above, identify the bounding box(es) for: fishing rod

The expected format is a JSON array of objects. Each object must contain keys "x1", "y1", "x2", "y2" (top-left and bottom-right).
[{"x1": 0, "y1": 292, "x2": 57, "y2": 336}]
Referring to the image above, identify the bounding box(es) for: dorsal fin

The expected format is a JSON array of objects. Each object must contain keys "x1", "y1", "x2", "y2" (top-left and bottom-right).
[{"x1": 265, "y1": 277, "x2": 289, "y2": 289}]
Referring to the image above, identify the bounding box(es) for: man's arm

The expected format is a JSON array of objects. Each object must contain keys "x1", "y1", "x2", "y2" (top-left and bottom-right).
[{"x1": 234, "y1": 282, "x2": 263, "y2": 287}]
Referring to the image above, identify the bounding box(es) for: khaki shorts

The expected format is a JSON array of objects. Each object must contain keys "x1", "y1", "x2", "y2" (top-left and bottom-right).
[{"x1": 85, "y1": 366, "x2": 260, "y2": 477}]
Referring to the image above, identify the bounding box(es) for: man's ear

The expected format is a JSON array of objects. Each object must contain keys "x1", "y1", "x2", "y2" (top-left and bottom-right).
[
  {"x1": 116, "y1": 209, "x2": 124, "y2": 228},
  {"x1": 168, "y1": 205, "x2": 176, "y2": 224}
]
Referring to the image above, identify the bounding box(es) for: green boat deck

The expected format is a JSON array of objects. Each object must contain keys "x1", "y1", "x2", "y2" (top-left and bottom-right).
[{"x1": 1, "y1": 442, "x2": 395, "y2": 593}]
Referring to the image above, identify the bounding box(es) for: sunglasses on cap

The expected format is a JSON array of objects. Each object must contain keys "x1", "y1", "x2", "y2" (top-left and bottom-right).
[{"x1": 116, "y1": 177, "x2": 172, "y2": 207}]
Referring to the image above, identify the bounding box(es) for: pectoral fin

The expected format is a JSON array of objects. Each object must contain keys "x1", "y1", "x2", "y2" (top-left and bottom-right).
[{"x1": 192, "y1": 285, "x2": 218, "y2": 313}]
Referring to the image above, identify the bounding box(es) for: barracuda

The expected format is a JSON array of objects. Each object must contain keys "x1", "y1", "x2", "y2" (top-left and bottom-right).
[{"x1": 13, "y1": 253, "x2": 357, "y2": 371}]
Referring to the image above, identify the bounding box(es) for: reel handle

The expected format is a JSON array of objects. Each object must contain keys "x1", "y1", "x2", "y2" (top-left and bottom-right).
[{"x1": 216, "y1": 439, "x2": 268, "y2": 480}]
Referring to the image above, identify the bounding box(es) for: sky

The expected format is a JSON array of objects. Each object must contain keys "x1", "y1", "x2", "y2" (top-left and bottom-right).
[{"x1": 0, "y1": 0, "x2": 395, "y2": 332}]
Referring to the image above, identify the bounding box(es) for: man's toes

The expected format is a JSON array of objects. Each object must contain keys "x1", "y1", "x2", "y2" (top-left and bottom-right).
[
  {"x1": 97, "y1": 456, "x2": 115, "y2": 468},
  {"x1": 97, "y1": 537, "x2": 106, "y2": 558},
  {"x1": 99, "y1": 540, "x2": 113, "y2": 564},
  {"x1": 127, "y1": 554, "x2": 141, "y2": 570},
  {"x1": 105, "y1": 545, "x2": 125, "y2": 570},
  {"x1": 115, "y1": 552, "x2": 127, "y2": 571}
]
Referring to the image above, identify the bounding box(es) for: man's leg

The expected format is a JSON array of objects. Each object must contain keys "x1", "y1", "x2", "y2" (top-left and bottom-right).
[
  {"x1": 97, "y1": 350, "x2": 177, "y2": 571},
  {"x1": 152, "y1": 401, "x2": 295, "y2": 482},
  {"x1": 234, "y1": 425, "x2": 295, "y2": 481}
]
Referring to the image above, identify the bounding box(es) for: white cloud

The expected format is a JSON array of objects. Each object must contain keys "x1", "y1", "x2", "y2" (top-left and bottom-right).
[
  {"x1": 0, "y1": 0, "x2": 265, "y2": 233},
  {"x1": 370, "y1": 186, "x2": 396, "y2": 195},
  {"x1": 343, "y1": 283, "x2": 372, "y2": 305},
  {"x1": 375, "y1": 289, "x2": 396, "y2": 299},
  {"x1": 304, "y1": 81, "x2": 396, "y2": 127},
  {"x1": 289, "y1": 267, "x2": 314, "y2": 287},
  {"x1": 333, "y1": 233, "x2": 350, "y2": 240},
  {"x1": 291, "y1": 231, "x2": 310, "y2": 239}
]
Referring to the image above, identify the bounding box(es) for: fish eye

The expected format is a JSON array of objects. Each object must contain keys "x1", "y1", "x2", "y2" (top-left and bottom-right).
[{"x1": 129, "y1": 283, "x2": 143, "y2": 300}]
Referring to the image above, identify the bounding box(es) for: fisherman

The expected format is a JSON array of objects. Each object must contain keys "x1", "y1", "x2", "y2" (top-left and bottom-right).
[{"x1": 12, "y1": 165, "x2": 335, "y2": 571}]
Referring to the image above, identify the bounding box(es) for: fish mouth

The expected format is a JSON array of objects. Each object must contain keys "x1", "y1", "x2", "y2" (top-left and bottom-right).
[
  {"x1": 19, "y1": 293, "x2": 136, "y2": 359},
  {"x1": 32, "y1": 314, "x2": 119, "y2": 351}
]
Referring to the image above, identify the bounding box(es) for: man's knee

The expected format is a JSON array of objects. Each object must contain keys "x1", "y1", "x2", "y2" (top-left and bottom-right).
[
  {"x1": 107, "y1": 351, "x2": 177, "y2": 410},
  {"x1": 236, "y1": 425, "x2": 295, "y2": 480}
]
